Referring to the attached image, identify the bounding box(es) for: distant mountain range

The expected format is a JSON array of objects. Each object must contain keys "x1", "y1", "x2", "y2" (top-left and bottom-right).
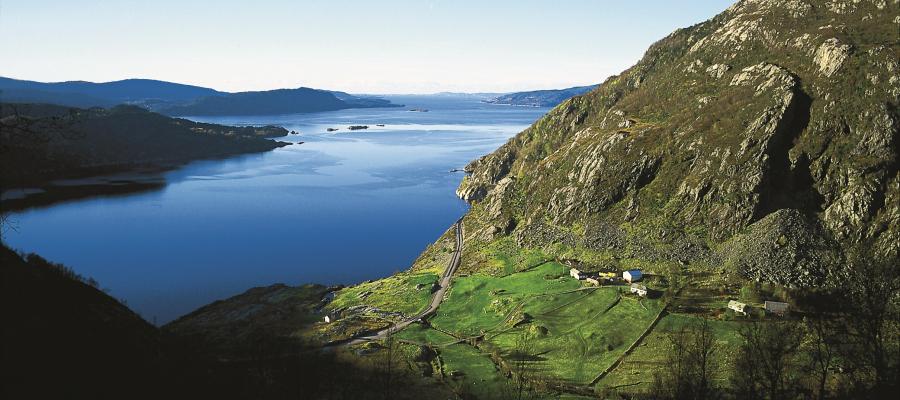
[
  {"x1": 0, "y1": 77, "x2": 402, "y2": 116},
  {"x1": 483, "y1": 84, "x2": 597, "y2": 107}
]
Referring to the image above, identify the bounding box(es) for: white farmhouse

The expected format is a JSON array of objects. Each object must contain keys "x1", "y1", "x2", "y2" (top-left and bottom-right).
[
  {"x1": 728, "y1": 300, "x2": 748, "y2": 316},
  {"x1": 623, "y1": 269, "x2": 643, "y2": 283},
  {"x1": 630, "y1": 283, "x2": 648, "y2": 297},
  {"x1": 570, "y1": 268, "x2": 586, "y2": 280}
]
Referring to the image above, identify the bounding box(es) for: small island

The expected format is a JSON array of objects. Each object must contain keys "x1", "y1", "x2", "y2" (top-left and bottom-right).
[{"x1": 347, "y1": 125, "x2": 369, "y2": 130}]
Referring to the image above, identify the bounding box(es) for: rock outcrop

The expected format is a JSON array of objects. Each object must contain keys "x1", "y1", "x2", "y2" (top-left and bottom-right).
[{"x1": 814, "y1": 38, "x2": 852, "y2": 76}]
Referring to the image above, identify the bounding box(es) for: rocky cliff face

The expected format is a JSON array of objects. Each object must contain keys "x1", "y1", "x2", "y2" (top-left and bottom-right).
[{"x1": 457, "y1": 0, "x2": 898, "y2": 286}]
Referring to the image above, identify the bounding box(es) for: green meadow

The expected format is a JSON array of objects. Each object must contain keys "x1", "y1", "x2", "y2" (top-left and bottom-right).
[{"x1": 391, "y1": 261, "x2": 664, "y2": 388}]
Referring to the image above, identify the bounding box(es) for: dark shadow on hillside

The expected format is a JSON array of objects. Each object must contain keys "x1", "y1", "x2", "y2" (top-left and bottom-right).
[
  {"x1": 755, "y1": 88, "x2": 823, "y2": 220},
  {"x1": 1, "y1": 243, "x2": 452, "y2": 400}
]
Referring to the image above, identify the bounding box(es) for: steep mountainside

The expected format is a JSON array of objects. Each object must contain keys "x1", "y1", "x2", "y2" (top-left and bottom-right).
[
  {"x1": 457, "y1": 0, "x2": 898, "y2": 286},
  {"x1": 485, "y1": 85, "x2": 598, "y2": 107}
]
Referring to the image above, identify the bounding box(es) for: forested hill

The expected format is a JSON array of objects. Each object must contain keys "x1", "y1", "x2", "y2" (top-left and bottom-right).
[
  {"x1": 158, "y1": 87, "x2": 399, "y2": 116},
  {"x1": 0, "y1": 103, "x2": 290, "y2": 189},
  {"x1": 0, "y1": 243, "x2": 161, "y2": 399},
  {"x1": 0, "y1": 77, "x2": 222, "y2": 108},
  {"x1": 484, "y1": 85, "x2": 597, "y2": 107},
  {"x1": 0, "y1": 77, "x2": 402, "y2": 115}
]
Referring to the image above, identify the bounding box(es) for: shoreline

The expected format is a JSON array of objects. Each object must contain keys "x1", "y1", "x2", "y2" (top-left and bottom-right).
[{"x1": 1, "y1": 143, "x2": 293, "y2": 212}]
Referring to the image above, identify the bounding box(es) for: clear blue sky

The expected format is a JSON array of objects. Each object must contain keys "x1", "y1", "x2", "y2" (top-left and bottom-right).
[{"x1": 1, "y1": 0, "x2": 734, "y2": 93}]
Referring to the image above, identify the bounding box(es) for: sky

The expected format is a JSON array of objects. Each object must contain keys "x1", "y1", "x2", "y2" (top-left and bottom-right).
[{"x1": 0, "y1": 0, "x2": 735, "y2": 94}]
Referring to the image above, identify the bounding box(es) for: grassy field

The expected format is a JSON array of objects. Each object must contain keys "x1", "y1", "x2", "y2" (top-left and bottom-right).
[
  {"x1": 394, "y1": 324, "x2": 511, "y2": 398},
  {"x1": 458, "y1": 235, "x2": 553, "y2": 275},
  {"x1": 321, "y1": 242, "x2": 748, "y2": 397},
  {"x1": 326, "y1": 271, "x2": 441, "y2": 318},
  {"x1": 430, "y1": 262, "x2": 581, "y2": 334},
  {"x1": 395, "y1": 322, "x2": 458, "y2": 344},
  {"x1": 440, "y1": 344, "x2": 511, "y2": 399},
  {"x1": 409, "y1": 261, "x2": 664, "y2": 387},
  {"x1": 595, "y1": 268, "x2": 751, "y2": 394},
  {"x1": 597, "y1": 313, "x2": 745, "y2": 393}
]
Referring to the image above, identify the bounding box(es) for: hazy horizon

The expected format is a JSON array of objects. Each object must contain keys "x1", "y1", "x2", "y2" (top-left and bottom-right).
[
  {"x1": 1, "y1": 0, "x2": 734, "y2": 94},
  {"x1": 0, "y1": 74, "x2": 593, "y2": 96}
]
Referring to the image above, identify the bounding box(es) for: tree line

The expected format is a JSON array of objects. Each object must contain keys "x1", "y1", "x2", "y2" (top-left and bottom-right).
[{"x1": 647, "y1": 251, "x2": 899, "y2": 400}]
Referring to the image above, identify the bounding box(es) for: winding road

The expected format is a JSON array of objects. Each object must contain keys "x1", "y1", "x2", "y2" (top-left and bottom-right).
[{"x1": 342, "y1": 218, "x2": 463, "y2": 346}]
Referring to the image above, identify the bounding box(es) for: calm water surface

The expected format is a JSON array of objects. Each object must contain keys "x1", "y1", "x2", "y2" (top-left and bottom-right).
[{"x1": 4, "y1": 95, "x2": 548, "y2": 323}]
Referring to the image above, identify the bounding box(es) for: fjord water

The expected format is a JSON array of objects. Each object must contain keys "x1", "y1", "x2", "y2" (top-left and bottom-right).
[{"x1": 4, "y1": 95, "x2": 548, "y2": 323}]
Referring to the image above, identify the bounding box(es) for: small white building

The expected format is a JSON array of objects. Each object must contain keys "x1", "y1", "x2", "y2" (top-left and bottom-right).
[
  {"x1": 630, "y1": 283, "x2": 648, "y2": 297},
  {"x1": 570, "y1": 268, "x2": 586, "y2": 280},
  {"x1": 324, "y1": 315, "x2": 331, "y2": 323},
  {"x1": 728, "y1": 300, "x2": 748, "y2": 316},
  {"x1": 765, "y1": 301, "x2": 789, "y2": 316},
  {"x1": 623, "y1": 269, "x2": 643, "y2": 283}
]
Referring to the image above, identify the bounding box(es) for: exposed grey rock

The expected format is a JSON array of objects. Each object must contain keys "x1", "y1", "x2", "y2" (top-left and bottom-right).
[
  {"x1": 721, "y1": 209, "x2": 846, "y2": 288},
  {"x1": 814, "y1": 38, "x2": 852, "y2": 77},
  {"x1": 706, "y1": 63, "x2": 732, "y2": 78},
  {"x1": 685, "y1": 59, "x2": 705, "y2": 73}
]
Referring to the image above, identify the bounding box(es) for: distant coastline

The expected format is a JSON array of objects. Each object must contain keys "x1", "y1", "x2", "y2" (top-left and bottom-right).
[
  {"x1": 482, "y1": 84, "x2": 597, "y2": 107},
  {"x1": 0, "y1": 76, "x2": 404, "y2": 117},
  {"x1": 0, "y1": 102, "x2": 292, "y2": 210}
]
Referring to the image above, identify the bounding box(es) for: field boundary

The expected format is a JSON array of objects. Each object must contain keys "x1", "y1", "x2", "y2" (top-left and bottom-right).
[{"x1": 589, "y1": 306, "x2": 668, "y2": 385}]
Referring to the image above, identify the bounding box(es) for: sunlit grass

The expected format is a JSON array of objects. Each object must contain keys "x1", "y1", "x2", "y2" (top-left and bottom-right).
[{"x1": 327, "y1": 271, "x2": 440, "y2": 318}]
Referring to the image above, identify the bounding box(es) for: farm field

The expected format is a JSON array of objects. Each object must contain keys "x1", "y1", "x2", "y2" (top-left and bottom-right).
[
  {"x1": 397, "y1": 261, "x2": 665, "y2": 389},
  {"x1": 596, "y1": 314, "x2": 745, "y2": 392}
]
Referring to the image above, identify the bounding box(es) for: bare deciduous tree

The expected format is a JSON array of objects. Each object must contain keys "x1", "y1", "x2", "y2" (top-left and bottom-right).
[
  {"x1": 731, "y1": 321, "x2": 804, "y2": 400},
  {"x1": 803, "y1": 315, "x2": 837, "y2": 400},
  {"x1": 650, "y1": 318, "x2": 717, "y2": 400},
  {"x1": 838, "y1": 249, "x2": 900, "y2": 395}
]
